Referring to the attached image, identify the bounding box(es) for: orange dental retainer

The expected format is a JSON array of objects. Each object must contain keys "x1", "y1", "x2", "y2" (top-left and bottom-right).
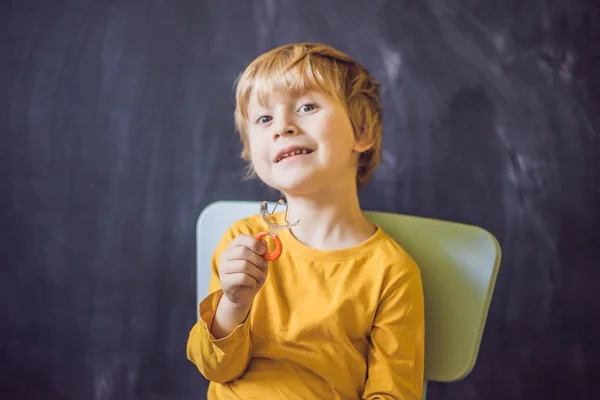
[{"x1": 255, "y1": 199, "x2": 300, "y2": 261}]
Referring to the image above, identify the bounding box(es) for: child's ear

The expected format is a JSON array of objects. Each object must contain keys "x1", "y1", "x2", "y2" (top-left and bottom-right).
[{"x1": 353, "y1": 137, "x2": 375, "y2": 153}]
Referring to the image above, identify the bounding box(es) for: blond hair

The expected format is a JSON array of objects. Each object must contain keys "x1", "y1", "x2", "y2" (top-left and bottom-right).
[{"x1": 234, "y1": 42, "x2": 382, "y2": 187}]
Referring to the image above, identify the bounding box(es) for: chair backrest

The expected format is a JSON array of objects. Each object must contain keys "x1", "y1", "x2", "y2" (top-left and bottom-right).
[{"x1": 196, "y1": 200, "x2": 501, "y2": 383}]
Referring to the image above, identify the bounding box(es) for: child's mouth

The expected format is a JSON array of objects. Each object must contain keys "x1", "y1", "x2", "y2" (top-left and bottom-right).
[{"x1": 275, "y1": 149, "x2": 313, "y2": 163}]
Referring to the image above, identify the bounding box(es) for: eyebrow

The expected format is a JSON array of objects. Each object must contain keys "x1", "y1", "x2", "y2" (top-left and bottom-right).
[
  {"x1": 248, "y1": 91, "x2": 320, "y2": 114},
  {"x1": 247, "y1": 104, "x2": 267, "y2": 119}
]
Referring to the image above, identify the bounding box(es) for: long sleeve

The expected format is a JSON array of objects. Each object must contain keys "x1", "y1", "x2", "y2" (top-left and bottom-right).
[
  {"x1": 362, "y1": 261, "x2": 426, "y2": 400},
  {"x1": 186, "y1": 222, "x2": 253, "y2": 383}
]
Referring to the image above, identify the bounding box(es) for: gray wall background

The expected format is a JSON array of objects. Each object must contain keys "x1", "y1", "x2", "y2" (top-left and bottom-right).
[{"x1": 2, "y1": 0, "x2": 599, "y2": 399}]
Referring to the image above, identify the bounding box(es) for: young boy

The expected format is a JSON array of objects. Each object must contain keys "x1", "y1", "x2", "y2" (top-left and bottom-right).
[{"x1": 187, "y1": 42, "x2": 425, "y2": 400}]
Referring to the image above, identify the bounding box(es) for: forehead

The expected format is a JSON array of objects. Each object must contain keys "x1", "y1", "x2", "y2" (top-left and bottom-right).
[
  {"x1": 248, "y1": 88, "x2": 323, "y2": 109},
  {"x1": 244, "y1": 60, "x2": 341, "y2": 104},
  {"x1": 236, "y1": 51, "x2": 351, "y2": 125}
]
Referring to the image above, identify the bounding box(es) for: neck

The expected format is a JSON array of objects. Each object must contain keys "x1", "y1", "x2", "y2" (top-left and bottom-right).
[{"x1": 281, "y1": 181, "x2": 376, "y2": 251}]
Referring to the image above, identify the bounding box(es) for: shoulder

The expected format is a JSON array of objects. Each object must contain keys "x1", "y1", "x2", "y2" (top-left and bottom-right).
[
  {"x1": 367, "y1": 230, "x2": 424, "y2": 305},
  {"x1": 370, "y1": 228, "x2": 421, "y2": 279},
  {"x1": 223, "y1": 213, "x2": 269, "y2": 237}
]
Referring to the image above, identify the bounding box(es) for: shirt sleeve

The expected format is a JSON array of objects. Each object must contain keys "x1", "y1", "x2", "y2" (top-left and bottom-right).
[
  {"x1": 362, "y1": 258, "x2": 426, "y2": 400},
  {"x1": 186, "y1": 222, "x2": 253, "y2": 384}
]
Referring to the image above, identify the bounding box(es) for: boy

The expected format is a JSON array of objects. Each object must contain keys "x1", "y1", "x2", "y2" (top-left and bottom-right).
[{"x1": 187, "y1": 42, "x2": 425, "y2": 399}]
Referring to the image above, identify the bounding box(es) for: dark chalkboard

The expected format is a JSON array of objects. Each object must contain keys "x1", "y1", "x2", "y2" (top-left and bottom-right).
[{"x1": 2, "y1": 0, "x2": 599, "y2": 399}]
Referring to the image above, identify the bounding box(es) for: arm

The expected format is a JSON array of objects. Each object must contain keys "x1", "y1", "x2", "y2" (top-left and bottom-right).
[
  {"x1": 362, "y1": 262, "x2": 426, "y2": 400},
  {"x1": 211, "y1": 296, "x2": 252, "y2": 339},
  {"x1": 186, "y1": 224, "x2": 253, "y2": 384}
]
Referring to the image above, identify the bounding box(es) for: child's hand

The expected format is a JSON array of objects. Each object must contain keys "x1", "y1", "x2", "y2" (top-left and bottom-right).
[{"x1": 218, "y1": 234, "x2": 269, "y2": 310}]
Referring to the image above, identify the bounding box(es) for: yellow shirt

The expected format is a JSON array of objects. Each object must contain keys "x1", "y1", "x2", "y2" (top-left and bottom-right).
[{"x1": 186, "y1": 213, "x2": 425, "y2": 399}]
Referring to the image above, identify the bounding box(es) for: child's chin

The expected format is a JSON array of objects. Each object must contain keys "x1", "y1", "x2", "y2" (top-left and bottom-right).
[{"x1": 269, "y1": 174, "x2": 320, "y2": 194}]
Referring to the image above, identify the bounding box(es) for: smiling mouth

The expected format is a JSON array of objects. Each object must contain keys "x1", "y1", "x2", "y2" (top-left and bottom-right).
[{"x1": 276, "y1": 149, "x2": 313, "y2": 163}]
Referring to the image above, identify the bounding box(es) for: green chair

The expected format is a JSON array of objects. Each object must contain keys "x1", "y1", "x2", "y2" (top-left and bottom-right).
[{"x1": 196, "y1": 201, "x2": 501, "y2": 399}]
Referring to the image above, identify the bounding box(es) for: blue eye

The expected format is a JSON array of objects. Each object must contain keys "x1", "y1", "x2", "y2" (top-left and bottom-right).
[
  {"x1": 257, "y1": 116, "x2": 272, "y2": 124},
  {"x1": 299, "y1": 104, "x2": 316, "y2": 112}
]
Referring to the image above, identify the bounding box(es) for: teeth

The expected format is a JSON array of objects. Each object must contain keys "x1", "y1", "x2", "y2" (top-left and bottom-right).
[{"x1": 278, "y1": 149, "x2": 312, "y2": 162}]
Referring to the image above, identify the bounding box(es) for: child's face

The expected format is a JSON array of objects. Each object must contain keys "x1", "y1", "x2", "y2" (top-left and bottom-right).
[{"x1": 246, "y1": 89, "x2": 366, "y2": 195}]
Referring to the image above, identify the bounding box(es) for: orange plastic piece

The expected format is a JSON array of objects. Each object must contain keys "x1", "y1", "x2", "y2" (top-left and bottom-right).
[{"x1": 255, "y1": 231, "x2": 282, "y2": 261}]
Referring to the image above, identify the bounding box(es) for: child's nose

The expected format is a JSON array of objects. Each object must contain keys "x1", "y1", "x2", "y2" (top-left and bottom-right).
[{"x1": 275, "y1": 124, "x2": 298, "y2": 138}]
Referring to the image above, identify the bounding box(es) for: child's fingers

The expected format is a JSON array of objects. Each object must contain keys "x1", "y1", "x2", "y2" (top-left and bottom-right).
[
  {"x1": 225, "y1": 245, "x2": 268, "y2": 272},
  {"x1": 224, "y1": 260, "x2": 267, "y2": 284},
  {"x1": 229, "y1": 234, "x2": 267, "y2": 256}
]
